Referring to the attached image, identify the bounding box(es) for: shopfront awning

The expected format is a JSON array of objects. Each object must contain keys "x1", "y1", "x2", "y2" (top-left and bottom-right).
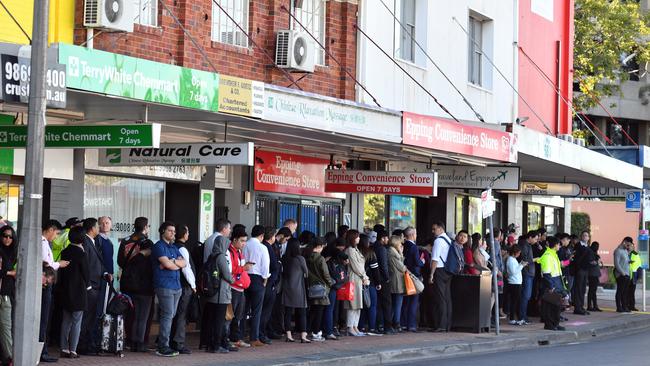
[{"x1": 513, "y1": 125, "x2": 643, "y2": 189}]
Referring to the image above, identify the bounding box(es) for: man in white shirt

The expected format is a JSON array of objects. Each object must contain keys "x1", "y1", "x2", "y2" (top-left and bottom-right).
[
  {"x1": 429, "y1": 221, "x2": 453, "y2": 333},
  {"x1": 204, "y1": 219, "x2": 231, "y2": 264},
  {"x1": 40, "y1": 220, "x2": 69, "y2": 363},
  {"x1": 170, "y1": 224, "x2": 196, "y2": 354},
  {"x1": 243, "y1": 225, "x2": 270, "y2": 346}
]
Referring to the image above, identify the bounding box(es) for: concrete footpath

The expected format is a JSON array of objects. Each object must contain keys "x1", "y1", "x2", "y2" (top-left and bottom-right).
[{"x1": 49, "y1": 292, "x2": 650, "y2": 366}]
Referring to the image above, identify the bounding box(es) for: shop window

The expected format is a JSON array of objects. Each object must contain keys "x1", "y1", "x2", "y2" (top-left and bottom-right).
[
  {"x1": 292, "y1": 0, "x2": 325, "y2": 65},
  {"x1": 455, "y1": 196, "x2": 466, "y2": 235},
  {"x1": 212, "y1": 0, "x2": 250, "y2": 47},
  {"x1": 0, "y1": 182, "x2": 20, "y2": 229},
  {"x1": 134, "y1": 0, "x2": 158, "y2": 27},
  {"x1": 364, "y1": 194, "x2": 386, "y2": 230},
  {"x1": 606, "y1": 119, "x2": 639, "y2": 146},
  {"x1": 394, "y1": 0, "x2": 416, "y2": 62},
  {"x1": 526, "y1": 203, "x2": 542, "y2": 232},
  {"x1": 468, "y1": 196, "x2": 483, "y2": 235},
  {"x1": 468, "y1": 12, "x2": 492, "y2": 88},
  {"x1": 389, "y1": 196, "x2": 416, "y2": 233},
  {"x1": 84, "y1": 175, "x2": 164, "y2": 246}
]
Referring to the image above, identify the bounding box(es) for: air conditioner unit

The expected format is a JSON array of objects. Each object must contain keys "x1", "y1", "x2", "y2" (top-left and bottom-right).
[
  {"x1": 557, "y1": 134, "x2": 574, "y2": 143},
  {"x1": 275, "y1": 30, "x2": 315, "y2": 73},
  {"x1": 84, "y1": 0, "x2": 134, "y2": 33}
]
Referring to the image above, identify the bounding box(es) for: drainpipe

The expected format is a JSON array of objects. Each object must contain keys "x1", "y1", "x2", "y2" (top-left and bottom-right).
[
  {"x1": 355, "y1": 0, "x2": 365, "y2": 103},
  {"x1": 512, "y1": 0, "x2": 519, "y2": 123}
]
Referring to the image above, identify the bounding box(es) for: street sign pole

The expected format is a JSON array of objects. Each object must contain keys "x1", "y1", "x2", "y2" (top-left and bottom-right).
[
  {"x1": 482, "y1": 188, "x2": 500, "y2": 335},
  {"x1": 14, "y1": 0, "x2": 49, "y2": 365}
]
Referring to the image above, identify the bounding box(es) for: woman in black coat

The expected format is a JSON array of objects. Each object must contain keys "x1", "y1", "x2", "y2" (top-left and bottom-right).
[
  {"x1": 58, "y1": 226, "x2": 89, "y2": 358},
  {"x1": 587, "y1": 242, "x2": 603, "y2": 312},
  {"x1": 0, "y1": 225, "x2": 17, "y2": 364},
  {"x1": 281, "y1": 238, "x2": 309, "y2": 343}
]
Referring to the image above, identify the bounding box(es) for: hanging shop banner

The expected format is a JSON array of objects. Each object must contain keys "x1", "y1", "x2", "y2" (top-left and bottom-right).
[
  {"x1": 264, "y1": 86, "x2": 402, "y2": 143},
  {"x1": 520, "y1": 182, "x2": 580, "y2": 196},
  {"x1": 1, "y1": 47, "x2": 67, "y2": 108},
  {"x1": 0, "y1": 124, "x2": 161, "y2": 149},
  {"x1": 402, "y1": 112, "x2": 517, "y2": 163},
  {"x1": 254, "y1": 150, "x2": 344, "y2": 198},
  {"x1": 58, "y1": 43, "x2": 221, "y2": 112},
  {"x1": 434, "y1": 166, "x2": 520, "y2": 190},
  {"x1": 98, "y1": 142, "x2": 253, "y2": 166},
  {"x1": 324, "y1": 170, "x2": 438, "y2": 196},
  {"x1": 218, "y1": 75, "x2": 265, "y2": 118},
  {"x1": 481, "y1": 189, "x2": 496, "y2": 219},
  {"x1": 199, "y1": 189, "x2": 215, "y2": 242}
]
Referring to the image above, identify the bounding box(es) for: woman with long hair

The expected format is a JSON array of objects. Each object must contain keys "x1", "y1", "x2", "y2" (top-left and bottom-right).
[
  {"x1": 281, "y1": 238, "x2": 310, "y2": 343},
  {"x1": 344, "y1": 230, "x2": 369, "y2": 336},
  {"x1": 0, "y1": 225, "x2": 17, "y2": 364},
  {"x1": 387, "y1": 235, "x2": 406, "y2": 332},
  {"x1": 587, "y1": 241, "x2": 603, "y2": 312},
  {"x1": 359, "y1": 234, "x2": 381, "y2": 335},
  {"x1": 305, "y1": 238, "x2": 333, "y2": 341}
]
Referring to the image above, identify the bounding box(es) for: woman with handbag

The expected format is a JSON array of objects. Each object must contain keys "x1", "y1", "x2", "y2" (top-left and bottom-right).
[
  {"x1": 281, "y1": 238, "x2": 310, "y2": 343},
  {"x1": 305, "y1": 238, "x2": 334, "y2": 342},
  {"x1": 388, "y1": 235, "x2": 407, "y2": 333},
  {"x1": 587, "y1": 242, "x2": 603, "y2": 312},
  {"x1": 343, "y1": 230, "x2": 370, "y2": 337},
  {"x1": 322, "y1": 240, "x2": 348, "y2": 340}
]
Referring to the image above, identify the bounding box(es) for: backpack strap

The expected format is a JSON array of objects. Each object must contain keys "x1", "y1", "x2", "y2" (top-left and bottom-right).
[{"x1": 436, "y1": 236, "x2": 452, "y2": 265}]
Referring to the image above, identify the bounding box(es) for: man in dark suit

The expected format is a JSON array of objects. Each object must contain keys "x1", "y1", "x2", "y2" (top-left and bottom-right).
[{"x1": 78, "y1": 218, "x2": 106, "y2": 355}]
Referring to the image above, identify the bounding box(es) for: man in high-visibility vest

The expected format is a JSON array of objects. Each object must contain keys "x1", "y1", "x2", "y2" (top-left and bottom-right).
[
  {"x1": 629, "y1": 244, "x2": 642, "y2": 312},
  {"x1": 538, "y1": 236, "x2": 566, "y2": 331}
]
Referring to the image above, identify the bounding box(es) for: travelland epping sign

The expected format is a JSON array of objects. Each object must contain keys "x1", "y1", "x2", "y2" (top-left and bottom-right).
[
  {"x1": 0, "y1": 124, "x2": 161, "y2": 148},
  {"x1": 98, "y1": 142, "x2": 254, "y2": 166},
  {"x1": 325, "y1": 170, "x2": 438, "y2": 196}
]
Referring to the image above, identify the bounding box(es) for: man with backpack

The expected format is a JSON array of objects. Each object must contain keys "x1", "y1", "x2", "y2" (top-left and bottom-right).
[{"x1": 428, "y1": 222, "x2": 454, "y2": 333}]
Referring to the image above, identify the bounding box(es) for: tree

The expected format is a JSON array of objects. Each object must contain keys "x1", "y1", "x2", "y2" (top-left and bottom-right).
[
  {"x1": 574, "y1": 0, "x2": 650, "y2": 111},
  {"x1": 571, "y1": 212, "x2": 591, "y2": 236},
  {"x1": 363, "y1": 194, "x2": 385, "y2": 229}
]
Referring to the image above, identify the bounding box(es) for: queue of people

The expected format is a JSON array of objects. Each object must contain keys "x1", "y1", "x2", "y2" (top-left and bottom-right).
[{"x1": 0, "y1": 216, "x2": 640, "y2": 365}]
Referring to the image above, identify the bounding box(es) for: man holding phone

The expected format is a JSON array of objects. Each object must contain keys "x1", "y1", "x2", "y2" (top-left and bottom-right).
[{"x1": 244, "y1": 225, "x2": 271, "y2": 347}]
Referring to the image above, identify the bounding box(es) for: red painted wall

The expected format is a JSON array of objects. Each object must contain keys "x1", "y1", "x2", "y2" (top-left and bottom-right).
[
  {"x1": 518, "y1": 0, "x2": 573, "y2": 135},
  {"x1": 72, "y1": 0, "x2": 357, "y2": 100}
]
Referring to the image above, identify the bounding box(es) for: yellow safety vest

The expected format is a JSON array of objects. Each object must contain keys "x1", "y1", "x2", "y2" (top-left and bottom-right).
[
  {"x1": 540, "y1": 247, "x2": 562, "y2": 277},
  {"x1": 630, "y1": 252, "x2": 642, "y2": 276}
]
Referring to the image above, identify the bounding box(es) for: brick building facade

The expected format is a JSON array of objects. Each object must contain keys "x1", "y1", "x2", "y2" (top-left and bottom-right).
[{"x1": 72, "y1": 0, "x2": 358, "y2": 100}]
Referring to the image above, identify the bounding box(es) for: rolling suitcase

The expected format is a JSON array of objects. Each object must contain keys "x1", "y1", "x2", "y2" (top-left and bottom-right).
[{"x1": 100, "y1": 283, "x2": 126, "y2": 357}]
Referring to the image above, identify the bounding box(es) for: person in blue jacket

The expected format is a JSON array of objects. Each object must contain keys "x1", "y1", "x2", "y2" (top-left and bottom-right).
[{"x1": 401, "y1": 227, "x2": 423, "y2": 332}]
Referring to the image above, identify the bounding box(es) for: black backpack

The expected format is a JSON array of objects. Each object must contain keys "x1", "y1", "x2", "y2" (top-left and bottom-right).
[
  {"x1": 198, "y1": 253, "x2": 222, "y2": 297},
  {"x1": 441, "y1": 237, "x2": 465, "y2": 275}
]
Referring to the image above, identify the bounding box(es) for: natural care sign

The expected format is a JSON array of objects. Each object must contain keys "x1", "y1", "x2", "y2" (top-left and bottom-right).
[
  {"x1": 0, "y1": 124, "x2": 161, "y2": 149},
  {"x1": 324, "y1": 170, "x2": 438, "y2": 196},
  {"x1": 98, "y1": 142, "x2": 254, "y2": 166},
  {"x1": 254, "y1": 150, "x2": 344, "y2": 198},
  {"x1": 435, "y1": 166, "x2": 520, "y2": 190},
  {"x1": 402, "y1": 112, "x2": 517, "y2": 163},
  {"x1": 58, "y1": 44, "x2": 220, "y2": 112}
]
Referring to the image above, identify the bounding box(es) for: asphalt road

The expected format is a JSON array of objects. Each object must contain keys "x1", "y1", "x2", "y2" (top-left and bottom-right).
[{"x1": 396, "y1": 329, "x2": 650, "y2": 366}]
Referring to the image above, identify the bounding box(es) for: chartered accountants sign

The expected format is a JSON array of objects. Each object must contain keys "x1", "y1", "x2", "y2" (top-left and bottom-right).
[
  {"x1": 98, "y1": 142, "x2": 254, "y2": 166},
  {"x1": 0, "y1": 124, "x2": 161, "y2": 149}
]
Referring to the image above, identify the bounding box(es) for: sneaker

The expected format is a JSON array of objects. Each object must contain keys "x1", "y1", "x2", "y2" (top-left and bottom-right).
[
  {"x1": 325, "y1": 334, "x2": 338, "y2": 340},
  {"x1": 517, "y1": 320, "x2": 526, "y2": 326},
  {"x1": 235, "y1": 340, "x2": 251, "y2": 348},
  {"x1": 156, "y1": 348, "x2": 179, "y2": 357},
  {"x1": 310, "y1": 334, "x2": 325, "y2": 342},
  {"x1": 175, "y1": 347, "x2": 191, "y2": 355},
  {"x1": 508, "y1": 320, "x2": 518, "y2": 325},
  {"x1": 366, "y1": 331, "x2": 383, "y2": 336}
]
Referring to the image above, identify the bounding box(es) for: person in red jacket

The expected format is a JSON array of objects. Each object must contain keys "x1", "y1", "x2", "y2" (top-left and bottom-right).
[{"x1": 224, "y1": 227, "x2": 252, "y2": 350}]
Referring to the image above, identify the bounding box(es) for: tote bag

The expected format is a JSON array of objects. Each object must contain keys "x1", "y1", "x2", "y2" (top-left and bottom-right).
[
  {"x1": 404, "y1": 272, "x2": 417, "y2": 296},
  {"x1": 336, "y1": 281, "x2": 355, "y2": 301}
]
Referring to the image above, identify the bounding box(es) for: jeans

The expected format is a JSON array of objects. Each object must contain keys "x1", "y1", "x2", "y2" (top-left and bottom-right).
[
  {"x1": 308, "y1": 305, "x2": 325, "y2": 335},
  {"x1": 360, "y1": 286, "x2": 377, "y2": 331},
  {"x1": 40, "y1": 286, "x2": 52, "y2": 356},
  {"x1": 227, "y1": 290, "x2": 245, "y2": 343},
  {"x1": 60, "y1": 310, "x2": 83, "y2": 352},
  {"x1": 155, "y1": 288, "x2": 182, "y2": 350},
  {"x1": 260, "y1": 284, "x2": 277, "y2": 339},
  {"x1": 0, "y1": 296, "x2": 12, "y2": 361},
  {"x1": 391, "y1": 293, "x2": 404, "y2": 329},
  {"x1": 401, "y1": 294, "x2": 419, "y2": 330},
  {"x1": 171, "y1": 286, "x2": 193, "y2": 349},
  {"x1": 322, "y1": 289, "x2": 337, "y2": 335},
  {"x1": 615, "y1": 275, "x2": 630, "y2": 311},
  {"x1": 520, "y1": 274, "x2": 534, "y2": 321},
  {"x1": 245, "y1": 275, "x2": 266, "y2": 342},
  {"x1": 128, "y1": 294, "x2": 153, "y2": 344}
]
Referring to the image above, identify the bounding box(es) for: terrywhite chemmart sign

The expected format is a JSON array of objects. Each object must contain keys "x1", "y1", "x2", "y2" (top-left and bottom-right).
[
  {"x1": 264, "y1": 86, "x2": 401, "y2": 143},
  {"x1": 98, "y1": 142, "x2": 254, "y2": 166}
]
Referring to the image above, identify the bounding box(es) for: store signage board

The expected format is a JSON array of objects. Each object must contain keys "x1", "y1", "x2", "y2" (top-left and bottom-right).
[
  {"x1": 264, "y1": 87, "x2": 401, "y2": 143},
  {"x1": 402, "y1": 112, "x2": 517, "y2": 163},
  {"x1": 218, "y1": 75, "x2": 264, "y2": 118},
  {"x1": 481, "y1": 189, "x2": 496, "y2": 219},
  {"x1": 98, "y1": 142, "x2": 254, "y2": 166},
  {"x1": 1, "y1": 46, "x2": 67, "y2": 108},
  {"x1": 577, "y1": 186, "x2": 633, "y2": 198},
  {"x1": 199, "y1": 189, "x2": 215, "y2": 243},
  {"x1": 520, "y1": 182, "x2": 580, "y2": 197},
  {"x1": 324, "y1": 170, "x2": 438, "y2": 196},
  {"x1": 435, "y1": 166, "x2": 520, "y2": 190},
  {"x1": 0, "y1": 124, "x2": 161, "y2": 149},
  {"x1": 254, "y1": 150, "x2": 345, "y2": 199},
  {"x1": 626, "y1": 191, "x2": 642, "y2": 212}
]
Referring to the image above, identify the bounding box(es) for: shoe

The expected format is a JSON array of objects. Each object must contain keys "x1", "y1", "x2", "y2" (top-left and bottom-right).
[
  {"x1": 617, "y1": 309, "x2": 625, "y2": 313},
  {"x1": 325, "y1": 334, "x2": 338, "y2": 340},
  {"x1": 235, "y1": 340, "x2": 251, "y2": 348},
  {"x1": 408, "y1": 328, "x2": 419, "y2": 333},
  {"x1": 156, "y1": 348, "x2": 179, "y2": 357},
  {"x1": 555, "y1": 326, "x2": 566, "y2": 331},
  {"x1": 309, "y1": 335, "x2": 325, "y2": 342},
  {"x1": 260, "y1": 337, "x2": 273, "y2": 345},
  {"x1": 383, "y1": 328, "x2": 396, "y2": 335},
  {"x1": 59, "y1": 351, "x2": 71, "y2": 359},
  {"x1": 78, "y1": 350, "x2": 98, "y2": 356},
  {"x1": 366, "y1": 331, "x2": 382, "y2": 336},
  {"x1": 40, "y1": 355, "x2": 58, "y2": 363},
  {"x1": 285, "y1": 336, "x2": 295, "y2": 343},
  {"x1": 70, "y1": 352, "x2": 79, "y2": 359},
  {"x1": 137, "y1": 343, "x2": 149, "y2": 353},
  {"x1": 630, "y1": 308, "x2": 639, "y2": 312},
  {"x1": 333, "y1": 329, "x2": 342, "y2": 337},
  {"x1": 508, "y1": 320, "x2": 518, "y2": 325},
  {"x1": 592, "y1": 308, "x2": 603, "y2": 312},
  {"x1": 300, "y1": 338, "x2": 312, "y2": 344},
  {"x1": 433, "y1": 328, "x2": 447, "y2": 332},
  {"x1": 175, "y1": 347, "x2": 192, "y2": 355},
  {"x1": 250, "y1": 340, "x2": 265, "y2": 347},
  {"x1": 207, "y1": 347, "x2": 229, "y2": 354},
  {"x1": 573, "y1": 311, "x2": 587, "y2": 315},
  {"x1": 517, "y1": 320, "x2": 527, "y2": 326}
]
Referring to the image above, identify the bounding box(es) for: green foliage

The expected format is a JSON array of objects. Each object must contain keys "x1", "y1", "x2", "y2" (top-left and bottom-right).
[
  {"x1": 574, "y1": 0, "x2": 650, "y2": 111},
  {"x1": 364, "y1": 194, "x2": 385, "y2": 229},
  {"x1": 571, "y1": 212, "x2": 591, "y2": 236}
]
